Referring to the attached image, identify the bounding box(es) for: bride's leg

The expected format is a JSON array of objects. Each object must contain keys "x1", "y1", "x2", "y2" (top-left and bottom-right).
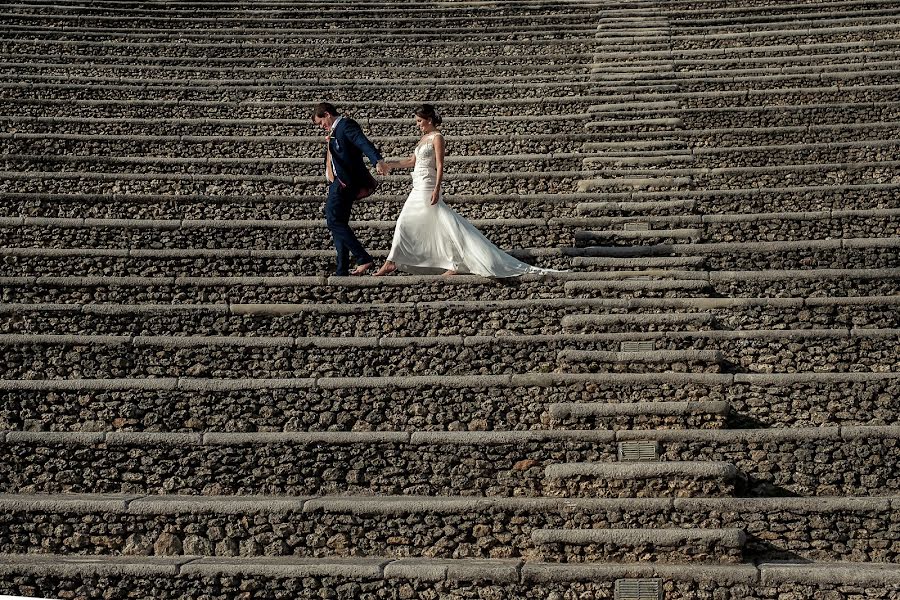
[
  {"x1": 373, "y1": 261, "x2": 397, "y2": 277},
  {"x1": 441, "y1": 269, "x2": 457, "y2": 277}
]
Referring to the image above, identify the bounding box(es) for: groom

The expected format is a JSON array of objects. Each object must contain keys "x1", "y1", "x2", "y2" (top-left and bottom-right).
[{"x1": 311, "y1": 102, "x2": 387, "y2": 276}]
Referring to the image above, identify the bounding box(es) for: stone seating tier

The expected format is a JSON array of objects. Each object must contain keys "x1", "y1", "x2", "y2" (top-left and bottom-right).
[
  {"x1": 1, "y1": 182, "x2": 895, "y2": 221},
  {"x1": 2, "y1": 372, "x2": 896, "y2": 432},
  {"x1": 2, "y1": 554, "x2": 899, "y2": 599},
  {"x1": 2, "y1": 295, "x2": 897, "y2": 334},
  {"x1": 1, "y1": 427, "x2": 899, "y2": 497}
]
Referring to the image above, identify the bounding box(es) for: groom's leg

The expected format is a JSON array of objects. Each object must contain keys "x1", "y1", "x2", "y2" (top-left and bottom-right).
[
  {"x1": 325, "y1": 183, "x2": 352, "y2": 276},
  {"x1": 326, "y1": 186, "x2": 373, "y2": 271}
]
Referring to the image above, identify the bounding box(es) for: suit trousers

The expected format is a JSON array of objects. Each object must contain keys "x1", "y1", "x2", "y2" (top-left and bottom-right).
[{"x1": 325, "y1": 180, "x2": 372, "y2": 276}]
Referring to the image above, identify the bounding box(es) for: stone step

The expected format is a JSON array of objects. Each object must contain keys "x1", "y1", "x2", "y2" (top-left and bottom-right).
[
  {"x1": 584, "y1": 140, "x2": 900, "y2": 170},
  {"x1": 589, "y1": 101, "x2": 900, "y2": 130},
  {"x1": 0, "y1": 114, "x2": 593, "y2": 138},
  {"x1": 2, "y1": 294, "x2": 896, "y2": 336},
  {"x1": 0, "y1": 216, "x2": 577, "y2": 253},
  {"x1": 586, "y1": 60, "x2": 900, "y2": 83},
  {"x1": 0, "y1": 183, "x2": 894, "y2": 221},
  {"x1": 2, "y1": 62, "x2": 596, "y2": 85},
  {"x1": 558, "y1": 348, "x2": 727, "y2": 374},
  {"x1": 1, "y1": 552, "x2": 899, "y2": 598},
  {"x1": 532, "y1": 527, "x2": 747, "y2": 564},
  {"x1": 0, "y1": 15, "x2": 600, "y2": 32},
  {"x1": 569, "y1": 256, "x2": 710, "y2": 270},
  {"x1": 574, "y1": 183, "x2": 900, "y2": 214},
  {"x1": 0, "y1": 191, "x2": 585, "y2": 221},
  {"x1": 1, "y1": 493, "x2": 896, "y2": 562},
  {"x1": 2, "y1": 267, "x2": 896, "y2": 304},
  {"x1": 591, "y1": 49, "x2": 900, "y2": 71},
  {"x1": 2, "y1": 0, "x2": 893, "y2": 18},
  {"x1": 575, "y1": 237, "x2": 898, "y2": 273},
  {"x1": 2, "y1": 371, "x2": 896, "y2": 433},
  {"x1": 0, "y1": 62, "x2": 595, "y2": 86},
  {"x1": 578, "y1": 161, "x2": 900, "y2": 193},
  {"x1": 4, "y1": 81, "x2": 898, "y2": 119},
  {"x1": 583, "y1": 120, "x2": 900, "y2": 144},
  {"x1": 0, "y1": 75, "x2": 611, "y2": 100},
  {"x1": 548, "y1": 400, "x2": 730, "y2": 430},
  {"x1": 576, "y1": 228, "x2": 703, "y2": 245},
  {"x1": 0, "y1": 32, "x2": 601, "y2": 53},
  {"x1": 3, "y1": 241, "x2": 883, "y2": 280},
  {"x1": 0, "y1": 132, "x2": 594, "y2": 157},
  {"x1": 0, "y1": 148, "x2": 591, "y2": 170},
  {"x1": 2, "y1": 426, "x2": 898, "y2": 497},
  {"x1": 0, "y1": 248, "x2": 571, "y2": 277},
  {"x1": 4, "y1": 328, "x2": 896, "y2": 379},
  {"x1": 0, "y1": 23, "x2": 599, "y2": 40},
  {"x1": 3, "y1": 69, "x2": 898, "y2": 104},
  {"x1": 544, "y1": 461, "x2": 740, "y2": 498},
  {"x1": 3, "y1": 211, "x2": 893, "y2": 240},
  {"x1": 574, "y1": 211, "x2": 899, "y2": 247},
  {"x1": 561, "y1": 312, "x2": 714, "y2": 332},
  {"x1": 0, "y1": 167, "x2": 586, "y2": 197}
]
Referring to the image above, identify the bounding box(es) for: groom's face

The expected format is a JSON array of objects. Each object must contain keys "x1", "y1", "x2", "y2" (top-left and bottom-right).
[{"x1": 314, "y1": 114, "x2": 335, "y2": 130}]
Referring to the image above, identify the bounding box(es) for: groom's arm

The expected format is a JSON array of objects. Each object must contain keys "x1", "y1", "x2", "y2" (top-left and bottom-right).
[{"x1": 343, "y1": 119, "x2": 383, "y2": 167}]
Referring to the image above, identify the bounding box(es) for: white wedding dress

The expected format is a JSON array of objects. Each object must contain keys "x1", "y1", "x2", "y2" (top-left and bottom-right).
[{"x1": 385, "y1": 134, "x2": 553, "y2": 277}]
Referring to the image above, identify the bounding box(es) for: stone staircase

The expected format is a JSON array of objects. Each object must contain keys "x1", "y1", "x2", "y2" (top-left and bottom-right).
[{"x1": 1, "y1": 0, "x2": 899, "y2": 598}]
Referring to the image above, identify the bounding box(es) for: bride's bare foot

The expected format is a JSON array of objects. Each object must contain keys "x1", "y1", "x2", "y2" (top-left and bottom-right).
[
  {"x1": 373, "y1": 261, "x2": 396, "y2": 277},
  {"x1": 441, "y1": 270, "x2": 458, "y2": 277}
]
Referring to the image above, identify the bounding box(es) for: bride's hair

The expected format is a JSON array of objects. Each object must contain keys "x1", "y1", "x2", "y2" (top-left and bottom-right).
[{"x1": 415, "y1": 104, "x2": 442, "y2": 126}]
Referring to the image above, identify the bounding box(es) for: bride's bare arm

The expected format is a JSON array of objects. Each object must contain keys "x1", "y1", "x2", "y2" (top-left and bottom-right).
[
  {"x1": 431, "y1": 133, "x2": 445, "y2": 205},
  {"x1": 385, "y1": 154, "x2": 416, "y2": 171}
]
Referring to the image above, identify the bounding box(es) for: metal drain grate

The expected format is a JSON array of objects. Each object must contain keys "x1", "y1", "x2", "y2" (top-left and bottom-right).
[
  {"x1": 615, "y1": 578, "x2": 662, "y2": 600},
  {"x1": 618, "y1": 441, "x2": 659, "y2": 462},
  {"x1": 621, "y1": 340, "x2": 655, "y2": 352}
]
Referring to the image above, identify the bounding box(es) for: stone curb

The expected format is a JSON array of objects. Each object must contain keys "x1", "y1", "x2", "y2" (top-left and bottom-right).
[
  {"x1": 2, "y1": 294, "x2": 897, "y2": 316},
  {"x1": 558, "y1": 349, "x2": 726, "y2": 364},
  {"x1": 545, "y1": 461, "x2": 738, "y2": 480},
  {"x1": 2, "y1": 294, "x2": 898, "y2": 316},
  {"x1": 0, "y1": 553, "x2": 189, "y2": 576},
  {"x1": 5, "y1": 79, "x2": 899, "y2": 109},
  {"x1": 181, "y1": 556, "x2": 390, "y2": 578},
  {"x1": 549, "y1": 401, "x2": 731, "y2": 419},
  {"x1": 3, "y1": 209, "x2": 896, "y2": 234},
  {"x1": 561, "y1": 312, "x2": 713, "y2": 327},
  {"x1": 0, "y1": 370, "x2": 896, "y2": 392},
  {"x1": 531, "y1": 527, "x2": 747, "y2": 546},
  {"x1": 521, "y1": 561, "x2": 759, "y2": 583},
  {"x1": 383, "y1": 558, "x2": 521, "y2": 583},
  {"x1": 4, "y1": 427, "x2": 897, "y2": 446},
  {"x1": 8, "y1": 62, "x2": 900, "y2": 90},
  {"x1": 7, "y1": 328, "x2": 893, "y2": 348},
  {"x1": 2, "y1": 493, "x2": 897, "y2": 517},
  {"x1": 564, "y1": 280, "x2": 710, "y2": 291},
  {"x1": 25, "y1": 553, "x2": 881, "y2": 584},
  {"x1": 9, "y1": 556, "x2": 883, "y2": 586}
]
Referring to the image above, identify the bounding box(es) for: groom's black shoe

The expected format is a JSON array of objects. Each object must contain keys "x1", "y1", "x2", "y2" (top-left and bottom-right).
[{"x1": 350, "y1": 262, "x2": 374, "y2": 276}]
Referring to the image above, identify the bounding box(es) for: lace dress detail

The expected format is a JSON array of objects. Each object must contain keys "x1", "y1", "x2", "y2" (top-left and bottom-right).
[{"x1": 385, "y1": 135, "x2": 554, "y2": 277}]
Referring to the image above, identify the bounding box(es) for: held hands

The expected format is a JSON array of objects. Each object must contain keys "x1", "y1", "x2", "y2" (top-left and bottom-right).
[{"x1": 376, "y1": 160, "x2": 389, "y2": 176}]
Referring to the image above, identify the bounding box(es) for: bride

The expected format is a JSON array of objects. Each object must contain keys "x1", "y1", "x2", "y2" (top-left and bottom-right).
[{"x1": 373, "y1": 104, "x2": 553, "y2": 277}]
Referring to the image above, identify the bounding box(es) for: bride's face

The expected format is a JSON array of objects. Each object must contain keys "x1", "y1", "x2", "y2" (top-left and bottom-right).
[{"x1": 415, "y1": 116, "x2": 432, "y2": 133}]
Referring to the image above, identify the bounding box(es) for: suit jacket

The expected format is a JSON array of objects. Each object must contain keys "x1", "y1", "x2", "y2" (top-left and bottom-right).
[{"x1": 328, "y1": 117, "x2": 382, "y2": 188}]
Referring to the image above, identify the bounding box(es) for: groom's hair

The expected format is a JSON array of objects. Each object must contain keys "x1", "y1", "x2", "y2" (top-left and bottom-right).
[{"x1": 312, "y1": 102, "x2": 340, "y2": 119}]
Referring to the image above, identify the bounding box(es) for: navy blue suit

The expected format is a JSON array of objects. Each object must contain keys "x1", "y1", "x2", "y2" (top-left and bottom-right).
[{"x1": 325, "y1": 117, "x2": 382, "y2": 275}]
